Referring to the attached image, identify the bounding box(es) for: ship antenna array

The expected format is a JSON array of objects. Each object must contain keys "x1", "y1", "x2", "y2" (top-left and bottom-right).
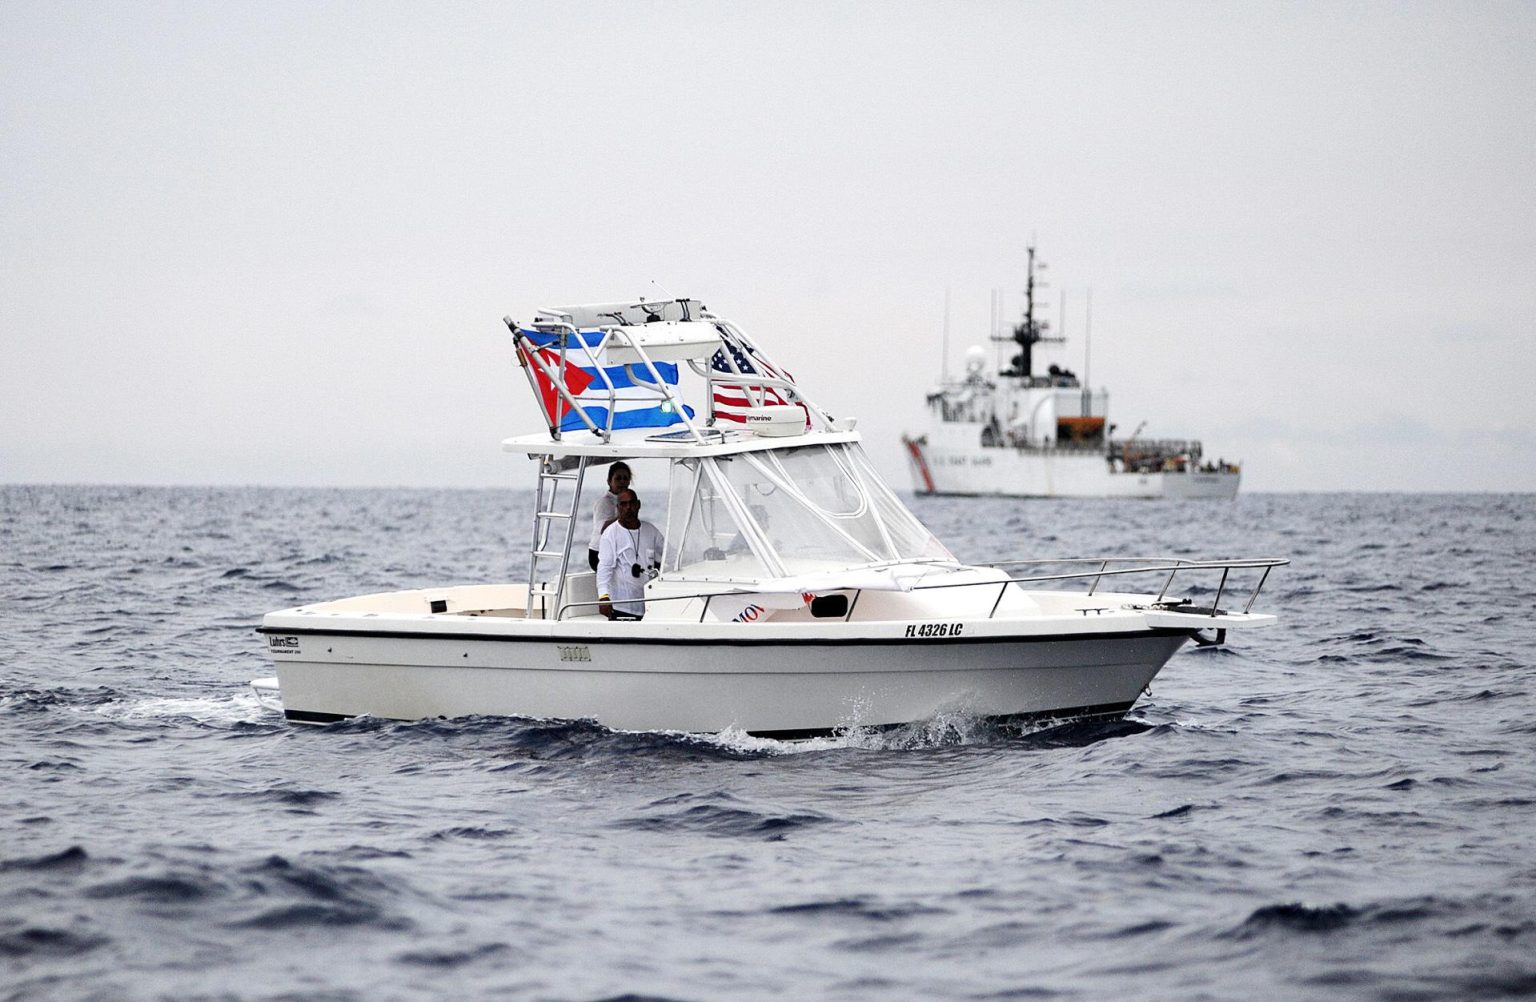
[{"x1": 993, "y1": 243, "x2": 1065, "y2": 379}]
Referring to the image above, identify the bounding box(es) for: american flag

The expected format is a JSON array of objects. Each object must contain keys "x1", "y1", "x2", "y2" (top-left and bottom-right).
[{"x1": 709, "y1": 337, "x2": 810, "y2": 428}]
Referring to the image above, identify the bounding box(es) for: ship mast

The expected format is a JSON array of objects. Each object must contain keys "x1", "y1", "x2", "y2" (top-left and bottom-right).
[{"x1": 994, "y1": 244, "x2": 1064, "y2": 379}]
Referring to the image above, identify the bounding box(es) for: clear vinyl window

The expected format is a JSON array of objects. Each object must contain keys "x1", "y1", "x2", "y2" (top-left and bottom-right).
[{"x1": 663, "y1": 443, "x2": 952, "y2": 578}]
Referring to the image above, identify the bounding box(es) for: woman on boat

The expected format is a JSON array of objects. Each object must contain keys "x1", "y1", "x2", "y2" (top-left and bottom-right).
[{"x1": 587, "y1": 461, "x2": 632, "y2": 571}]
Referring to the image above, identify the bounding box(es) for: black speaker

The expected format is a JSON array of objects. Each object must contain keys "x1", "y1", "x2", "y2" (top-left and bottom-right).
[{"x1": 810, "y1": 594, "x2": 849, "y2": 618}]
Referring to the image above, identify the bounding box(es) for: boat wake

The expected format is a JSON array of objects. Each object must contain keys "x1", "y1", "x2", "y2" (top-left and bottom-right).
[
  {"x1": 231, "y1": 682, "x2": 1157, "y2": 756},
  {"x1": 651, "y1": 710, "x2": 1154, "y2": 756},
  {"x1": 90, "y1": 690, "x2": 275, "y2": 728}
]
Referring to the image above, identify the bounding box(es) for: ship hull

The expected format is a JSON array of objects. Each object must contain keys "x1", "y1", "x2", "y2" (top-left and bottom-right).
[{"x1": 904, "y1": 436, "x2": 1240, "y2": 499}]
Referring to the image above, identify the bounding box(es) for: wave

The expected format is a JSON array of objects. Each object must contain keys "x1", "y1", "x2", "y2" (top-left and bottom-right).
[
  {"x1": 1226, "y1": 894, "x2": 1536, "y2": 943},
  {"x1": 0, "y1": 845, "x2": 91, "y2": 873},
  {"x1": 765, "y1": 897, "x2": 950, "y2": 922},
  {"x1": 222, "y1": 855, "x2": 413, "y2": 932},
  {"x1": 616, "y1": 791, "x2": 837, "y2": 840},
  {"x1": 224, "y1": 787, "x2": 342, "y2": 809},
  {"x1": 84, "y1": 873, "x2": 212, "y2": 905},
  {"x1": 0, "y1": 925, "x2": 109, "y2": 960},
  {"x1": 428, "y1": 826, "x2": 519, "y2": 841},
  {"x1": 1232, "y1": 902, "x2": 1358, "y2": 934},
  {"x1": 394, "y1": 941, "x2": 513, "y2": 969}
]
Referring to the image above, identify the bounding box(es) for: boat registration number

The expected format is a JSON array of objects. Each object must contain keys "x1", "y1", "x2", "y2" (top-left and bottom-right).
[{"x1": 905, "y1": 622, "x2": 963, "y2": 638}]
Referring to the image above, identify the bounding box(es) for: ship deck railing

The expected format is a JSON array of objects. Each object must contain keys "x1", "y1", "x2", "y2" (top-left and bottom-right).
[{"x1": 1110, "y1": 438, "x2": 1206, "y2": 459}]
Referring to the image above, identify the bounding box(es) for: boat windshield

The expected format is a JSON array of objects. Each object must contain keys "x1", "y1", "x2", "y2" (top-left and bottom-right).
[{"x1": 664, "y1": 442, "x2": 952, "y2": 579}]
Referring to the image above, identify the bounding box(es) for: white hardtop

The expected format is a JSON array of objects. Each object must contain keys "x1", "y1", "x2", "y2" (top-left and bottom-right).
[
  {"x1": 501, "y1": 427, "x2": 862, "y2": 460},
  {"x1": 532, "y1": 298, "x2": 712, "y2": 328},
  {"x1": 505, "y1": 296, "x2": 842, "y2": 448}
]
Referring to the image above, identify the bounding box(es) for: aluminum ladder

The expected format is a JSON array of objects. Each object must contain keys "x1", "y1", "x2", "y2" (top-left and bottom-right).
[{"x1": 526, "y1": 455, "x2": 589, "y2": 619}]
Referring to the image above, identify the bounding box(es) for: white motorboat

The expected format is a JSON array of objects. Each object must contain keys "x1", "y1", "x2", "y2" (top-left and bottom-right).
[
  {"x1": 254, "y1": 297, "x2": 1283, "y2": 736},
  {"x1": 902, "y1": 246, "x2": 1243, "y2": 498}
]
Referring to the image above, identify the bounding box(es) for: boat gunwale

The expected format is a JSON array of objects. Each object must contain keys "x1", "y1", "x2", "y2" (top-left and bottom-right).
[{"x1": 253, "y1": 622, "x2": 1199, "y2": 647}]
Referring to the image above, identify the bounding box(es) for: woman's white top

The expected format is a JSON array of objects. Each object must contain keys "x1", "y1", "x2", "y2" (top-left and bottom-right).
[{"x1": 589, "y1": 492, "x2": 619, "y2": 551}]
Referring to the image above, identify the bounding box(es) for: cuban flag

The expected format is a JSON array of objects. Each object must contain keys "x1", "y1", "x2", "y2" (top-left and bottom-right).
[
  {"x1": 517, "y1": 330, "x2": 692, "y2": 433},
  {"x1": 709, "y1": 337, "x2": 810, "y2": 428}
]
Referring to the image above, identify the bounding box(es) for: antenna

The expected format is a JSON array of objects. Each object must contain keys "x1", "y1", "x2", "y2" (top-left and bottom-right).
[
  {"x1": 941, "y1": 287, "x2": 951, "y2": 382},
  {"x1": 645, "y1": 279, "x2": 678, "y2": 306},
  {"x1": 1084, "y1": 289, "x2": 1093, "y2": 389},
  {"x1": 990, "y1": 288, "x2": 1001, "y2": 373},
  {"x1": 995, "y1": 243, "x2": 1064, "y2": 379}
]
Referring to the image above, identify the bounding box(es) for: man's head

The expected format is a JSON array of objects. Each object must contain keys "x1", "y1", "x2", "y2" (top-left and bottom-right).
[{"x1": 615, "y1": 489, "x2": 642, "y2": 528}]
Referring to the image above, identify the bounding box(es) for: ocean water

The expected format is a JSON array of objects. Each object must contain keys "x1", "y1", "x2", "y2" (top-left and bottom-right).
[{"x1": 3, "y1": 485, "x2": 1534, "y2": 1001}]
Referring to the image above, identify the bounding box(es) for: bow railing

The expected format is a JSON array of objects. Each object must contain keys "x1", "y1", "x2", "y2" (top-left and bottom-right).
[{"x1": 545, "y1": 555, "x2": 1288, "y2": 622}]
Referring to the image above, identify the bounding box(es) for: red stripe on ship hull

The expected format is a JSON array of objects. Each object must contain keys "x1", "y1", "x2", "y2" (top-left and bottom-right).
[{"x1": 903, "y1": 436, "x2": 936, "y2": 493}]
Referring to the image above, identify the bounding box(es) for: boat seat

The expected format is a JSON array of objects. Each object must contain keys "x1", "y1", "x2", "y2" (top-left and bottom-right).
[{"x1": 561, "y1": 570, "x2": 599, "y2": 618}]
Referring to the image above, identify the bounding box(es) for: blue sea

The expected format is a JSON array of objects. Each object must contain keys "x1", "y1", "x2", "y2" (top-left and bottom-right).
[{"x1": 3, "y1": 486, "x2": 1534, "y2": 1001}]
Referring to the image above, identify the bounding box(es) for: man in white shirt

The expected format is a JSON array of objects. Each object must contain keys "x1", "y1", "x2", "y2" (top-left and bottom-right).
[{"x1": 596, "y1": 489, "x2": 665, "y2": 621}]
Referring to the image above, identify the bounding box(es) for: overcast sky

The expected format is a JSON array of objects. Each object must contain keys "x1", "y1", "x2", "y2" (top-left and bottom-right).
[{"x1": 4, "y1": 1, "x2": 1533, "y2": 494}]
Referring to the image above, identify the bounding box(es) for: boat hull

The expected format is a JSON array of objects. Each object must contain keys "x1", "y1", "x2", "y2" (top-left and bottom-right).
[
  {"x1": 904, "y1": 436, "x2": 1240, "y2": 499},
  {"x1": 259, "y1": 625, "x2": 1189, "y2": 736}
]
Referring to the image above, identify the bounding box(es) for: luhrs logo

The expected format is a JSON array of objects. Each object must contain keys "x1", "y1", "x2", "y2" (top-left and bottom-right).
[{"x1": 266, "y1": 635, "x2": 301, "y2": 653}]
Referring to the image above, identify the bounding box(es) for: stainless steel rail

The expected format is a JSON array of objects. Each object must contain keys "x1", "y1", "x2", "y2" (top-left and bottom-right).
[
  {"x1": 549, "y1": 555, "x2": 1288, "y2": 622},
  {"x1": 980, "y1": 555, "x2": 1287, "y2": 614}
]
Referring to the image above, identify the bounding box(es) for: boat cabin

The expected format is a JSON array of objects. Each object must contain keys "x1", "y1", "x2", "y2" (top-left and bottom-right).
[{"x1": 501, "y1": 299, "x2": 959, "y2": 623}]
